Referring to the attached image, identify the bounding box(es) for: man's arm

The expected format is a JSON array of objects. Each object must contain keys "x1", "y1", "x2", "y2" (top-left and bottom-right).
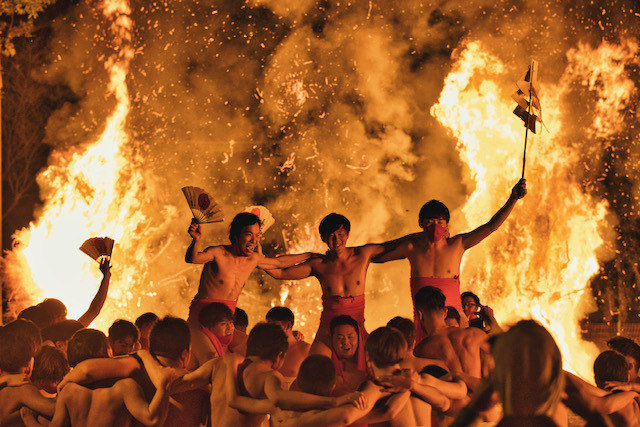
[
  {"x1": 224, "y1": 354, "x2": 275, "y2": 414},
  {"x1": 58, "y1": 356, "x2": 139, "y2": 390},
  {"x1": 15, "y1": 384, "x2": 56, "y2": 418},
  {"x1": 459, "y1": 178, "x2": 526, "y2": 250},
  {"x1": 370, "y1": 235, "x2": 416, "y2": 264},
  {"x1": 185, "y1": 220, "x2": 217, "y2": 264},
  {"x1": 168, "y1": 358, "x2": 216, "y2": 394},
  {"x1": 257, "y1": 252, "x2": 313, "y2": 270},
  {"x1": 77, "y1": 258, "x2": 112, "y2": 327},
  {"x1": 121, "y1": 369, "x2": 174, "y2": 427},
  {"x1": 262, "y1": 259, "x2": 314, "y2": 280}
]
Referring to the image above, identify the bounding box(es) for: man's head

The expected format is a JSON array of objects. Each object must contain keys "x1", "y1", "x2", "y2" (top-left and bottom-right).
[
  {"x1": 319, "y1": 213, "x2": 350, "y2": 252},
  {"x1": 296, "y1": 354, "x2": 337, "y2": 396},
  {"x1": 414, "y1": 286, "x2": 447, "y2": 336},
  {"x1": 445, "y1": 307, "x2": 461, "y2": 327},
  {"x1": 199, "y1": 302, "x2": 235, "y2": 339},
  {"x1": 135, "y1": 312, "x2": 158, "y2": 351},
  {"x1": 38, "y1": 298, "x2": 68, "y2": 326},
  {"x1": 108, "y1": 319, "x2": 140, "y2": 356},
  {"x1": 461, "y1": 292, "x2": 481, "y2": 319},
  {"x1": 150, "y1": 317, "x2": 191, "y2": 368},
  {"x1": 67, "y1": 328, "x2": 110, "y2": 367},
  {"x1": 229, "y1": 212, "x2": 261, "y2": 255},
  {"x1": 234, "y1": 307, "x2": 249, "y2": 333},
  {"x1": 18, "y1": 305, "x2": 51, "y2": 329},
  {"x1": 266, "y1": 306, "x2": 295, "y2": 335},
  {"x1": 594, "y1": 350, "x2": 629, "y2": 389},
  {"x1": 41, "y1": 319, "x2": 84, "y2": 356},
  {"x1": 330, "y1": 315, "x2": 359, "y2": 360},
  {"x1": 364, "y1": 327, "x2": 408, "y2": 375},
  {"x1": 30, "y1": 346, "x2": 70, "y2": 394},
  {"x1": 0, "y1": 319, "x2": 40, "y2": 375},
  {"x1": 418, "y1": 200, "x2": 450, "y2": 223},
  {"x1": 418, "y1": 201, "x2": 450, "y2": 242},
  {"x1": 606, "y1": 336, "x2": 640, "y2": 382},
  {"x1": 246, "y1": 323, "x2": 288, "y2": 369},
  {"x1": 492, "y1": 320, "x2": 564, "y2": 418},
  {"x1": 387, "y1": 317, "x2": 416, "y2": 352}
]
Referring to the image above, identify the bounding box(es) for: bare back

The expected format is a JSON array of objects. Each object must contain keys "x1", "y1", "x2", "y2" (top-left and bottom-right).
[
  {"x1": 415, "y1": 327, "x2": 487, "y2": 379},
  {"x1": 59, "y1": 383, "x2": 133, "y2": 427}
]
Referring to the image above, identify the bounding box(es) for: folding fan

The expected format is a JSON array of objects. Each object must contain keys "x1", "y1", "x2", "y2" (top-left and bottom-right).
[
  {"x1": 245, "y1": 205, "x2": 275, "y2": 233},
  {"x1": 79, "y1": 237, "x2": 115, "y2": 263},
  {"x1": 181, "y1": 186, "x2": 224, "y2": 224}
]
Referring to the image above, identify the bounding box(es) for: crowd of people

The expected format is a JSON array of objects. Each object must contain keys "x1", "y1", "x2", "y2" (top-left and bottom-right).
[{"x1": 2, "y1": 178, "x2": 639, "y2": 426}]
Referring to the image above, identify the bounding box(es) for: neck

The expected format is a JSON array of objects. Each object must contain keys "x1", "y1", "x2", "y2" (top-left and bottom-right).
[{"x1": 155, "y1": 355, "x2": 181, "y2": 368}]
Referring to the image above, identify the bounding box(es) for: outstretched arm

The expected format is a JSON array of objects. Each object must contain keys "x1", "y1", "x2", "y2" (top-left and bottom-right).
[
  {"x1": 262, "y1": 259, "x2": 314, "y2": 280},
  {"x1": 77, "y1": 258, "x2": 112, "y2": 327},
  {"x1": 460, "y1": 179, "x2": 526, "y2": 250},
  {"x1": 185, "y1": 220, "x2": 217, "y2": 264},
  {"x1": 371, "y1": 235, "x2": 416, "y2": 264},
  {"x1": 258, "y1": 252, "x2": 313, "y2": 270}
]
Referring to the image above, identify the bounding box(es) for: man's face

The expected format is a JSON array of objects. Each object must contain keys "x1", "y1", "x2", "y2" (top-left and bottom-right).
[
  {"x1": 462, "y1": 296, "x2": 479, "y2": 319},
  {"x1": 332, "y1": 324, "x2": 358, "y2": 359},
  {"x1": 111, "y1": 336, "x2": 138, "y2": 356},
  {"x1": 322, "y1": 226, "x2": 349, "y2": 253},
  {"x1": 210, "y1": 318, "x2": 235, "y2": 338},
  {"x1": 233, "y1": 223, "x2": 261, "y2": 256}
]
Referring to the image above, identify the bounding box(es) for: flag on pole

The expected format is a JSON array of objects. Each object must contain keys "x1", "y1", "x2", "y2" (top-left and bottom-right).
[{"x1": 512, "y1": 60, "x2": 543, "y2": 133}]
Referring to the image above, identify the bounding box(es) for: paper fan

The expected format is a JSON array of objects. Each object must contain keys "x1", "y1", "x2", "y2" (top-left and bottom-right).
[
  {"x1": 80, "y1": 237, "x2": 115, "y2": 262},
  {"x1": 181, "y1": 186, "x2": 224, "y2": 224},
  {"x1": 245, "y1": 205, "x2": 275, "y2": 233}
]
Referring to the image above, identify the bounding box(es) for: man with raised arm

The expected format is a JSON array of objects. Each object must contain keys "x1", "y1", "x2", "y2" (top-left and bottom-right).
[
  {"x1": 186, "y1": 212, "x2": 312, "y2": 368},
  {"x1": 264, "y1": 213, "x2": 392, "y2": 365},
  {"x1": 375, "y1": 179, "x2": 526, "y2": 337}
]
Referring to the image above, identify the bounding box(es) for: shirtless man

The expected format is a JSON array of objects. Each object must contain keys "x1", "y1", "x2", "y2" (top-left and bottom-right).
[
  {"x1": 375, "y1": 179, "x2": 526, "y2": 338},
  {"x1": 186, "y1": 212, "x2": 311, "y2": 369},
  {"x1": 413, "y1": 286, "x2": 488, "y2": 392},
  {"x1": 169, "y1": 323, "x2": 362, "y2": 427},
  {"x1": 266, "y1": 306, "x2": 311, "y2": 389},
  {"x1": 265, "y1": 213, "x2": 391, "y2": 364},
  {"x1": 330, "y1": 315, "x2": 369, "y2": 394},
  {"x1": 22, "y1": 364, "x2": 175, "y2": 427}
]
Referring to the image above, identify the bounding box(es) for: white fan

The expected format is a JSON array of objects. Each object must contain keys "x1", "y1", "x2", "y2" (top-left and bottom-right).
[
  {"x1": 245, "y1": 205, "x2": 275, "y2": 233},
  {"x1": 80, "y1": 237, "x2": 115, "y2": 262},
  {"x1": 182, "y1": 186, "x2": 224, "y2": 224}
]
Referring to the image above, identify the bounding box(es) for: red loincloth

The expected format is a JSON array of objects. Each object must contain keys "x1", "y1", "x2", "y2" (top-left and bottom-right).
[
  {"x1": 319, "y1": 294, "x2": 368, "y2": 374},
  {"x1": 410, "y1": 277, "x2": 461, "y2": 343}
]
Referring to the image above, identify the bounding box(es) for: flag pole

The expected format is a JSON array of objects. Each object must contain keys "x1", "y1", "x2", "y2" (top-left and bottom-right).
[{"x1": 521, "y1": 61, "x2": 533, "y2": 179}]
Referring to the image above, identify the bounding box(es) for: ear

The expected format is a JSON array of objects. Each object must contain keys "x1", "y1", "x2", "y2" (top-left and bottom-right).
[
  {"x1": 180, "y1": 348, "x2": 191, "y2": 369},
  {"x1": 418, "y1": 218, "x2": 425, "y2": 229}
]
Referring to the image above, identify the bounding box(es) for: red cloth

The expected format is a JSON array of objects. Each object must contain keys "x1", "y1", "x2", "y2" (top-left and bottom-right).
[
  {"x1": 188, "y1": 297, "x2": 237, "y2": 322},
  {"x1": 410, "y1": 277, "x2": 461, "y2": 343},
  {"x1": 200, "y1": 326, "x2": 229, "y2": 357},
  {"x1": 320, "y1": 295, "x2": 368, "y2": 374}
]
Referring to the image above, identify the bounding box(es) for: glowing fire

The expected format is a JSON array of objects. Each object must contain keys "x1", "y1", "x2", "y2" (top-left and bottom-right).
[
  {"x1": 430, "y1": 40, "x2": 637, "y2": 377},
  {"x1": 6, "y1": 0, "x2": 146, "y2": 327}
]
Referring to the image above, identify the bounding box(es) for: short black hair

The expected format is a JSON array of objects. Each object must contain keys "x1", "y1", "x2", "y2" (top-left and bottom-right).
[
  {"x1": 0, "y1": 319, "x2": 40, "y2": 373},
  {"x1": 199, "y1": 302, "x2": 234, "y2": 328},
  {"x1": 607, "y1": 336, "x2": 640, "y2": 368},
  {"x1": 387, "y1": 317, "x2": 416, "y2": 349},
  {"x1": 31, "y1": 346, "x2": 70, "y2": 384},
  {"x1": 594, "y1": 350, "x2": 628, "y2": 389},
  {"x1": 297, "y1": 355, "x2": 336, "y2": 396},
  {"x1": 42, "y1": 320, "x2": 84, "y2": 343},
  {"x1": 229, "y1": 212, "x2": 260, "y2": 243},
  {"x1": 150, "y1": 317, "x2": 191, "y2": 360},
  {"x1": 266, "y1": 306, "x2": 295, "y2": 327},
  {"x1": 446, "y1": 307, "x2": 461, "y2": 323},
  {"x1": 67, "y1": 329, "x2": 110, "y2": 367},
  {"x1": 18, "y1": 305, "x2": 51, "y2": 329},
  {"x1": 234, "y1": 307, "x2": 249, "y2": 328},
  {"x1": 246, "y1": 322, "x2": 288, "y2": 362},
  {"x1": 135, "y1": 312, "x2": 159, "y2": 329},
  {"x1": 319, "y1": 213, "x2": 350, "y2": 239},
  {"x1": 419, "y1": 200, "x2": 450, "y2": 222},
  {"x1": 365, "y1": 327, "x2": 407, "y2": 369},
  {"x1": 461, "y1": 291, "x2": 480, "y2": 306},
  {"x1": 414, "y1": 286, "x2": 446, "y2": 313},
  {"x1": 330, "y1": 315, "x2": 359, "y2": 336},
  {"x1": 108, "y1": 319, "x2": 139, "y2": 342}
]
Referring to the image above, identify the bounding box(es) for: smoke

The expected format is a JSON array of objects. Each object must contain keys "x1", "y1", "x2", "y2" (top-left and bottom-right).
[{"x1": 5, "y1": 0, "x2": 640, "y2": 372}]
